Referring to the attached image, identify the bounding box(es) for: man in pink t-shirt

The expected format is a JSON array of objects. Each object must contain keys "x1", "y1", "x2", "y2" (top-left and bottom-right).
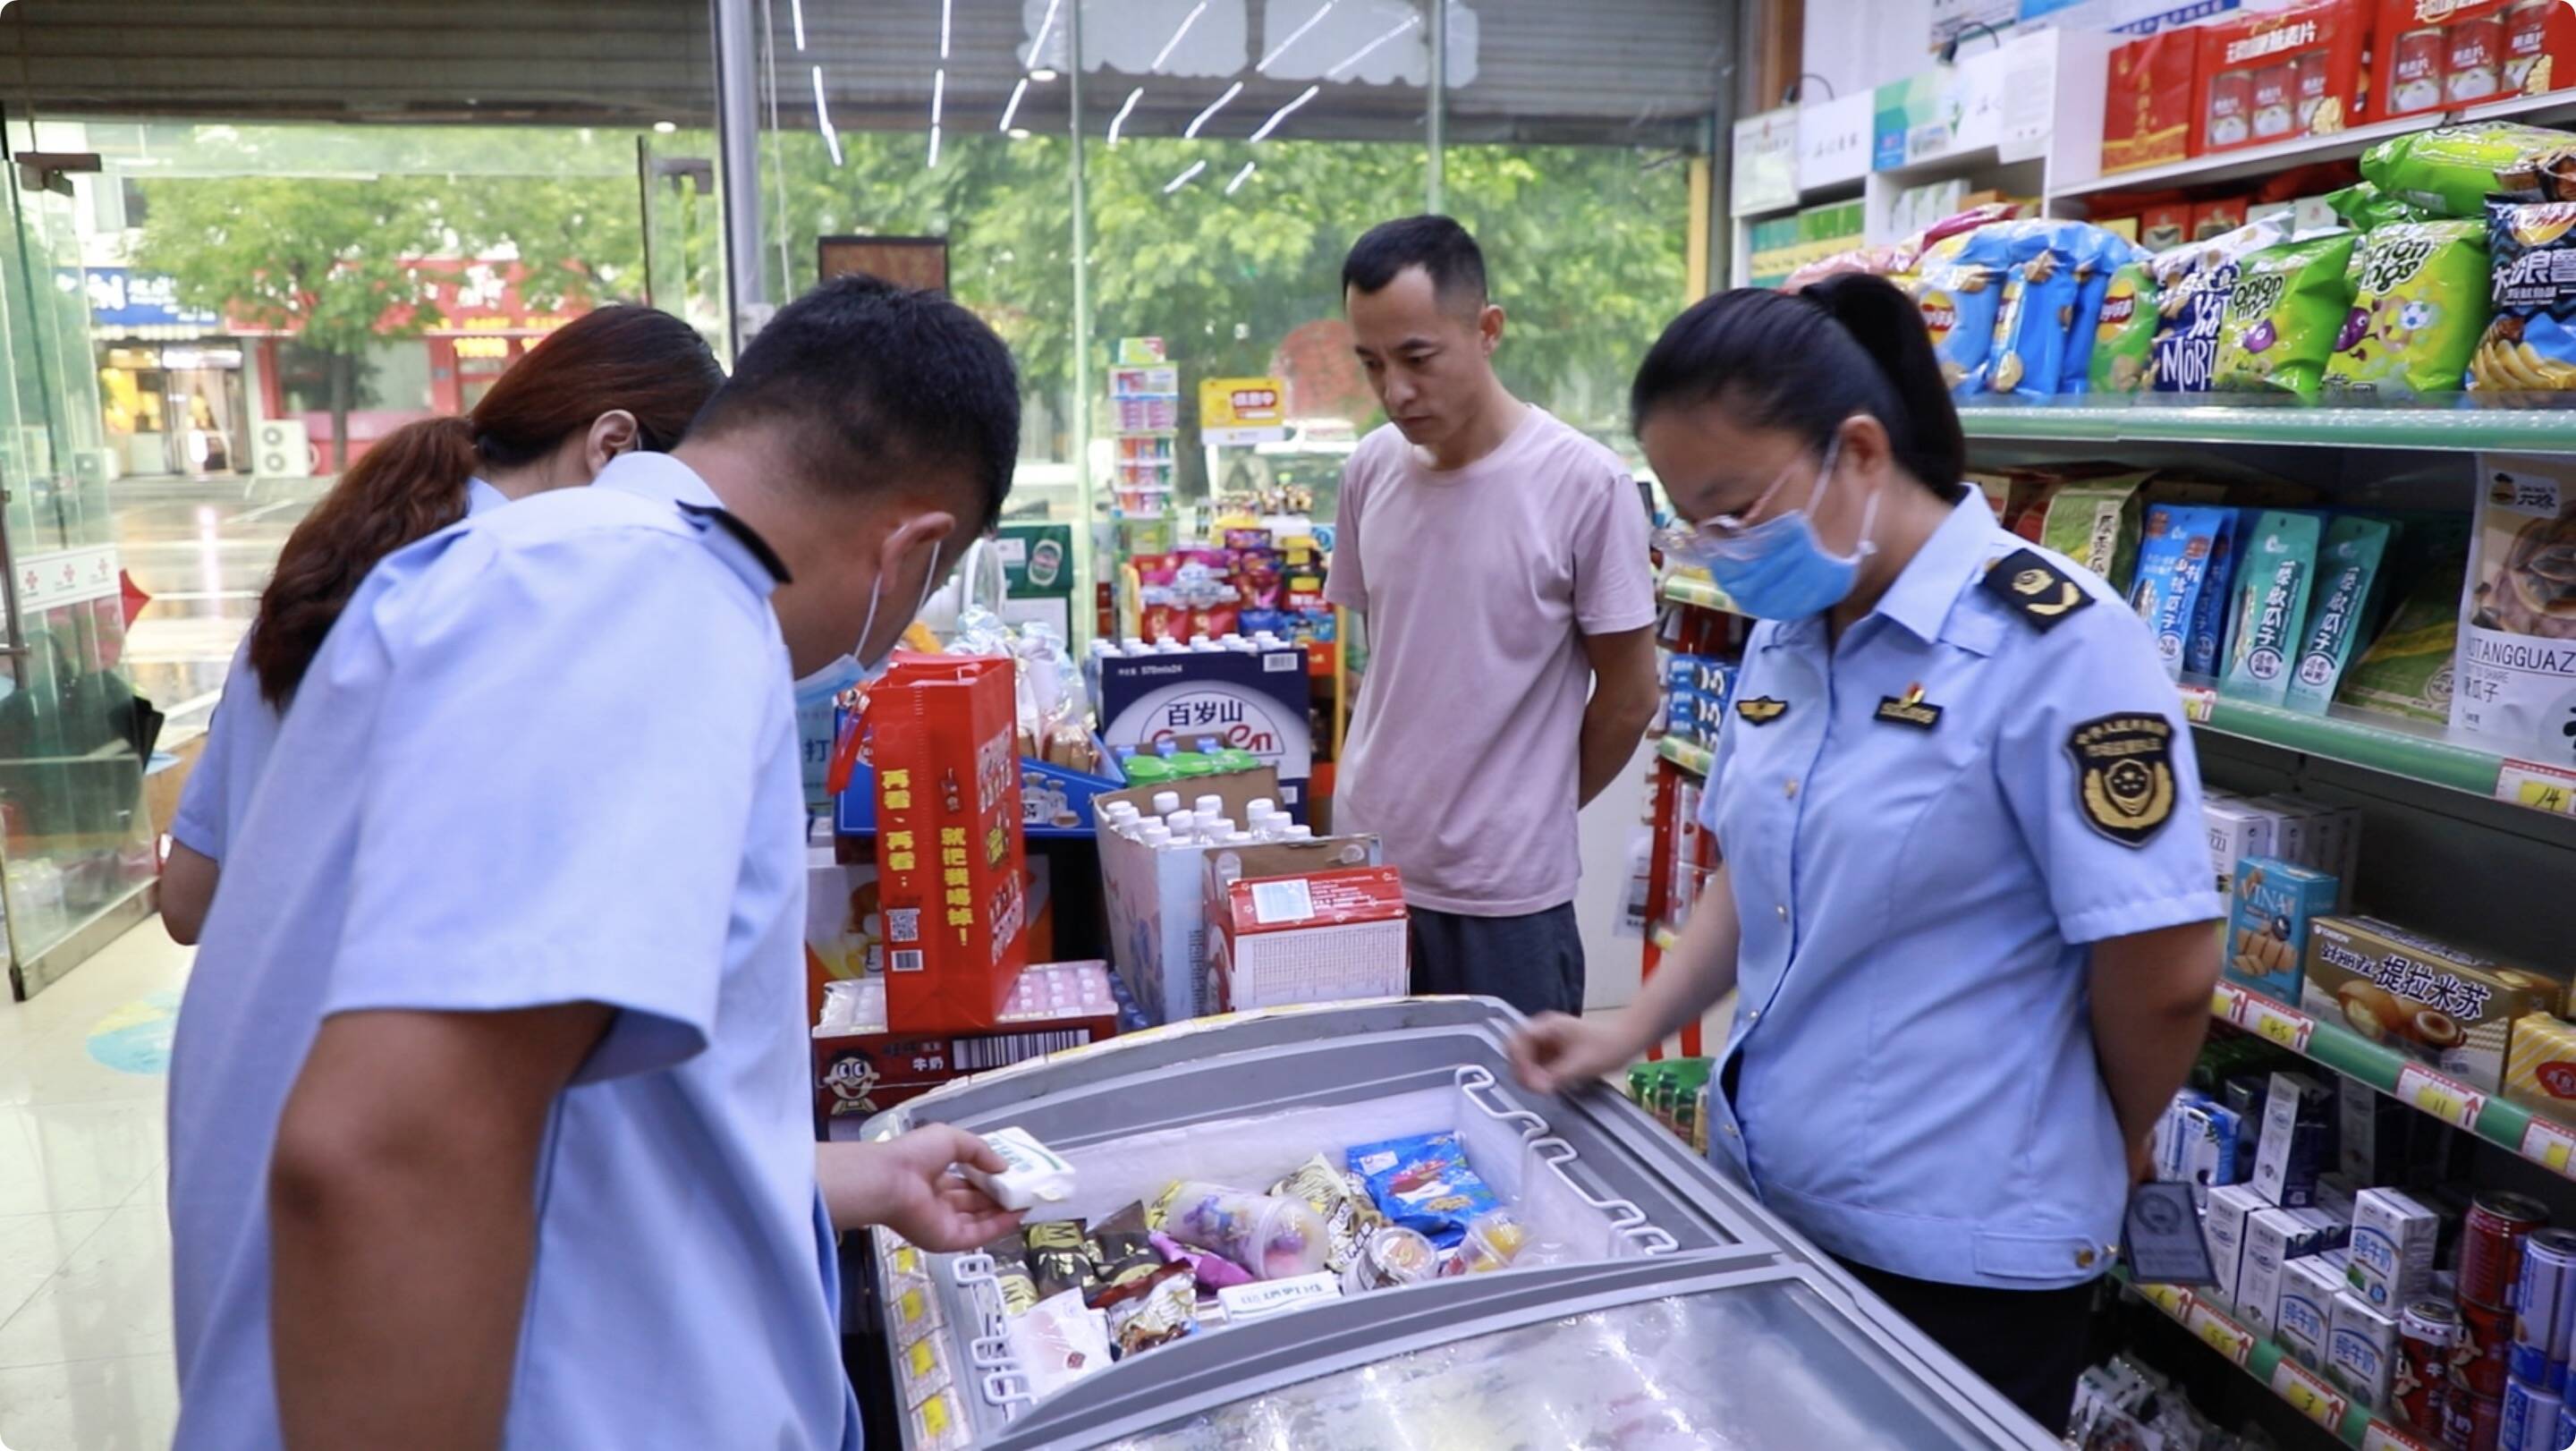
[{"x1": 1324, "y1": 216, "x2": 1660, "y2": 1016}]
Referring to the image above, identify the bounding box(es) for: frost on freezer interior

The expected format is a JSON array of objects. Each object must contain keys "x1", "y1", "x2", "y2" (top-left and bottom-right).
[{"x1": 1101, "y1": 1285, "x2": 1964, "y2": 1451}]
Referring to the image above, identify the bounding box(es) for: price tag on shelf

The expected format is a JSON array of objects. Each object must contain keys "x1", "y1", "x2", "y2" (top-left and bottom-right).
[
  {"x1": 2245, "y1": 998, "x2": 2315, "y2": 1054},
  {"x1": 2270, "y1": 1359, "x2": 2349, "y2": 1430},
  {"x1": 2137, "y1": 1281, "x2": 2194, "y2": 1319},
  {"x1": 2184, "y1": 1302, "x2": 2255, "y2": 1367},
  {"x1": 2363, "y1": 1420, "x2": 2441, "y2": 1451},
  {"x1": 2212, "y1": 981, "x2": 2252, "y2": 1026},
  {"x1": 2177, "y1": 683, "x2": 2218, "y2": 725},
  {"x1": 2498, "y1": 759, "x2": 2576, "y2": 819},
  {"x1": 2395, "y1": 1063, "x2": 2487, "y2": 1132},
  {"x1": 2521, "y1": 1116, "x2": 2576, "y2": 1176}
]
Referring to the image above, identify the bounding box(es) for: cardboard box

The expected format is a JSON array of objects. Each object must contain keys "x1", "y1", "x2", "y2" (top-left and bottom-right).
[
  {"x1": 2347, "y1": 1186, "x2": 2442, "y2": 1310},
  {"x1": 2204, "y1": 1182, "x2": 2270, "y2": 1312},
  {"x1": 806, "y1": 839, "x2": 883, "y2": 1021},
  {"x1": 2225, "y1": 855, "x2": 2340, "y2": 1001},
  {"x1": 2205, "y1": 798, "x2": 2282, "y2": 894},
  {"x1": 1097, "y1": 646, "x2": 1315, "y2": 817},
  {"x1": 1206, "y1": 863, "x2": 1410, "y2": 1014},
  {"x1": 813, "y1": 961, "x2": 1124, "y2": 1127},
  {"x1": 2341, "y1": 1082, "x2": 2411, "y2": 1184},
  {"x1": 2189, "y1": 196, "x2": 2251, "y2": 241},
  {"x1": 2140, "y1": 202, "x2": 2194, "y2": 252},
  {"x1": 2279, "y1": 1252, "x2": 2348, "y2": 1369},
  {"x1": 2329, "y1": 1289, "x2": 2399, "y2": 1411},
  {"x1": 2241, "y1": 1206, "x2": 2349, "y2": 1336},
  {"x1": 2301, "y1": 916, "x2": 2565, "y2": 1091},
  {"x1": 2194, "y1": 1, "x2": 2368, "y2": 154},
  {"x1": 2038, "y1": 471, "x2": 2157, "y2": 594},
  {"x1": 2104, "y1": 30, "x2": 2201, "y2": 174},
  {"x1": 2504, "y1": 1013, "x2": 2576, "y2": 1119},
  {"x1": 868, "y1": 654, "x2": 1029, "y2": 1031},
  {"x1": 2254, "y1": 1070, "x2": 2332, "y2": 1207},
  {"x1": 2377, "y1": 0, "x2": 2575, "y2": 122},
  {"x1": 1093, "y1": 767, "x2": 1382, "y2": 1024}
]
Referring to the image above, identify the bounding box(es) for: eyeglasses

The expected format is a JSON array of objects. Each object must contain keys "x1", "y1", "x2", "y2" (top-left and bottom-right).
[{"x1": 1651, "y1": 432, "x2": 1844, "y2": 556}]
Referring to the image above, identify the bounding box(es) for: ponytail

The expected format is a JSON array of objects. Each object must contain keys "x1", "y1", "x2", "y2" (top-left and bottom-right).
[
  {"x1": 1631, "y1": 276, "x2": 1967, "y2": 502},
  {"x1": 243, "y1": 304, "x2": 723, "y2": 709},
  {"x1": 246, "y1": 415, "x2": 479, "y2": 707}
]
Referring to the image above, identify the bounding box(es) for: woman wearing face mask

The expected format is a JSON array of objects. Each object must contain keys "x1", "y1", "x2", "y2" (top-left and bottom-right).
[
  {"x1": 161, "y1": 305, "x2": 724, "y2": 944},
  {"x1": 1509, "y1": 276, "x2": 2223, "y2": 1434}
]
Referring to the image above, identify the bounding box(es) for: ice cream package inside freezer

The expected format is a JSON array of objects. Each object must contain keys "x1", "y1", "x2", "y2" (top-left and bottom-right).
[{"x1": 911, "y1": 1074, "x2": 1670, "y2": 1410}]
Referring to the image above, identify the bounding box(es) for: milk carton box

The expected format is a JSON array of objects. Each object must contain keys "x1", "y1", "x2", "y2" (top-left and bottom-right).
[
  {"x1": 2252, "y1": 1071, "x2": 2331, "y2": 1207},
  {"x1": 2240, "y1": 1205, "x2": 2347, "y2": 1336},
  {"x1": 2202, "y1": 1183, "x2": 2268, "y2": 1312},
  {"x1": 2278, "y1": 1252, "x2": 2347, "y2": 1369},
  {"x1": 2348, "y1": 1186, "x2": 2441, "y2": 1309},
  {"x1": 2328, "y1": 1290, "x2": 2398, "y2": 1411}
]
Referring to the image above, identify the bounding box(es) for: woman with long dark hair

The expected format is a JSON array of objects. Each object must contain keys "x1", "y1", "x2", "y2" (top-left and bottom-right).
[
  {"x1": 162, "y1": 305, "x2": 722, "y2": 942},
  {"x1": 1511, "y1": 276, "x2": 2224, "y2": 1433}
]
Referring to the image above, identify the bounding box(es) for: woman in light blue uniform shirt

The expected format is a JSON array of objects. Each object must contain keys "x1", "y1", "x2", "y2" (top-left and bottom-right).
[
  {"x1": 162, "y1": 306, "x2": 724, "y2": 942},
  {"x1": 1513, "y1": 276, "x2": 2224, "y2": 1433}
]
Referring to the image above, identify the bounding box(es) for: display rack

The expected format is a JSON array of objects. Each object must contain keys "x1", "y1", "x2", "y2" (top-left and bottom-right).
[
  {"x1": 1956, "y1": 395, "x2": 2576, "y2": 452},
  {"x1": 2117, "y1": 1273, "x2": 2412, "y2": 1447}
]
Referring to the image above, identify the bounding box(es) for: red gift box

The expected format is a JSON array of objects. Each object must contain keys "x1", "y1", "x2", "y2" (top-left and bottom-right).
[
  {"x1": 1207, "y1": 863, "x2": 1410, "y2": 1014},
  {"x1": 2376, "y1": 0, "x2": 2576, "y2": 120},
  {"x1": 2195, "y1": 1, "x2": 2368, "y2": 153},
  {"x1": 2103, "y1": 30, "x2": 2201, "y2": 175},
  {"x1": 813, "y1": 961, "x2": 1122, "y2": 1129},
  {"x1": 867, "y1": 652, "x2": 1027, "y2": 1031}
]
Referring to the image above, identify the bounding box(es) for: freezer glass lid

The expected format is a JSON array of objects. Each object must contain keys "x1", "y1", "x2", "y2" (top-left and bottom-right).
[{"x1": 1097, "y1": 1277, "x2": 1998, "y2": 1450}]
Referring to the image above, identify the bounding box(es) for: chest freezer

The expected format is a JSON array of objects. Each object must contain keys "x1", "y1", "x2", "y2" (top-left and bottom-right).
[{"x1": 856, "y1": 997, "x2": 2058, "y2": 1450}]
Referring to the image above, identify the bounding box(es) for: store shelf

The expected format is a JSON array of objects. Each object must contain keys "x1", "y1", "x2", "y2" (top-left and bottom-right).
[
  {"x1": 1656, "y1": 735, "x2": 1713, "y2": 777},
  {"x1": 2116, "y1": 1271, "x2": 2390, "y2": 1446},
  {"x1": 2049, "y1": 117, "x2": 2421, "y2": 202},
  {"x1": 1658, "y1": 573, "x2": 1739, "y2": 615},
  {"x1": 2176, "y1": 683, "x2": 2532, "y2": 800},
  {"x1": 2211, "y1": 981, "x2": 2576, "y2": 1188},
  {"x1": 1955, "y1": 392, "x2": 2576, "y2": 451}
]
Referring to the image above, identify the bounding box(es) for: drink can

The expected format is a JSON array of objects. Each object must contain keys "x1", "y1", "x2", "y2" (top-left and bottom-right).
[
  {"x1": 2207, "y1": 69, "x2": 2254, "y2": 148},
  {"x1": 2445, "y1": 1390, "x2": 2504, "y2": 1451},
  {"x1": 2501, "y1": 1376, "x2": 2563, "y2": 1451},
  {"x1": 2449, "y1": 13, "x2": 2508, "y2": 104},
  {"x1": 2251, "y1": 62, "x2": 2297, "y2": 140},
  {"x1": 2403, "y1": 1299, "x2": 2464, "y2": 1432},
  {"x1": 2515, "y1": 1229, "x2": 2576, "y2": 1392},
  {"x1": 2392, "y1": 26, "x2": 2448, "y2": 114},
  {"x1": 2463, "y1": 1192, "x2": 2552, "y2": 1311},
  {"x1": 2465, "y1": 1300, "x2": 2518, "y2": 1400}
]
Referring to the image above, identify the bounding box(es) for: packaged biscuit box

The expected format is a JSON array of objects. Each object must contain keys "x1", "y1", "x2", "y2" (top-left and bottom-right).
[
  {"x1": 2103, "y1": 30, "x2": 2200, "y2": 175},
  {"x1": 2227, "y1": 855, "x2": 2341, "y2": 1001},
  {"x1": 2453, "y1": 456, "x2": 2576, "y2": 758},
  {"x1": 2196, "y1": 1, "x2": 2368, "y2": 154},
  {"x1": 2302, "y1": 916, "x2": 2566, "y2": 1090},
  {"x1": 2504, "y1": 1014, "x2": 2576, "y2": 1119}
]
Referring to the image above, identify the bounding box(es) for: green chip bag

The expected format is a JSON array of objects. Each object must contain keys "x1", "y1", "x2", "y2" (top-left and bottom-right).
[
  {"x1": 2214, "y1": 233, "x2": 2360, "y2": 400},
  {"x1": 2088, "y1": 259, "x2": 2159, "y2": 394},
  {"x1": 2360, "y1": 122, "x2": 2576, "y2": 219},
  {"x1": 2326, "y1": 182, "x2": 2437, "y2": 232},
  {"x1": 2323, "y1": 220, "x2": 2490, "y2": 398}
]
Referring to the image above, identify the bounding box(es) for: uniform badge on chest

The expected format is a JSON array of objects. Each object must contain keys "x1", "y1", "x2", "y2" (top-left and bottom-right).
[{"x1": 1873, "y1": 683, "x2": 1942, "y2": 729}]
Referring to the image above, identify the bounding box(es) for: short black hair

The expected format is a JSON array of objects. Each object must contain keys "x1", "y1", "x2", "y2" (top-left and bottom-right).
[
  {"x1": 691, "y1": 275, "x2": 1020, "y2": 529},
  {"x1": 1342, "y1": 215, "x2": 1487, "y2": 311}
]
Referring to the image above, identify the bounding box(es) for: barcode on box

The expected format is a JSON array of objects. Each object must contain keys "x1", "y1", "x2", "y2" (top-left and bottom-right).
[
  {"x1": 890, "y1": 949, "x2": 924, "y2": 973},
  {"x1": 1264, "y1": 653, "x2": 1299, "y2": 672},
  {"x1": 952, "y1": 1029, "x2": 1091, "y2": 1073}
]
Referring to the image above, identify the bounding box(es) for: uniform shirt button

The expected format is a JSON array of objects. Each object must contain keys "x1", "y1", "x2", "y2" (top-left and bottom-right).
[
  {"x1": 1724, "y1": 1123, "x2": 1739, "y2": 1137},
  {"x1": 2075, "y1": 1247, "x2": 2097, "y2": 1269},
  {"x1": 1775, "y1": 904, "x2": 1788, "y2": 921},
  {"x1": 1783, "y1": 777, "x2": 1800, "y2": 799},
  {"x1": 1748, "y1": 1009, "x2": 1761, "y2": 1023}
]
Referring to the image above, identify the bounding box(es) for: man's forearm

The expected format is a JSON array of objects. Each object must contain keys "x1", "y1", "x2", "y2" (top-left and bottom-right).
[
  {"x1": 1576, "y1": 695, "x2": 1656, "y2": 806},
  {"x1": 2089, "y1": 924, "x2": 2223, "y2": 1156},
  {"x1": 272, "y1": 1147, "x2": 535, "y2": 1448}
]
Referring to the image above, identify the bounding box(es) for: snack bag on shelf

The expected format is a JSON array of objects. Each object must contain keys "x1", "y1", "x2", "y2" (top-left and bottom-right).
[
  {"x1": 2130, "y1": 505, "x2": 2231, "y2": 679},
  {"x1": 2088, "y1": 259, "x2": 2161, "y2": 394},
  {"x1": 2214, "y1": 231, "x2": 2361, "y2": 399},
  {"x1": 1988, "y1": 225, "x2": 2088, "y2": 398},
  {"x1": 2184, "y1": 508, "x2": 2249, "y2": 677},
  {"x1": 1782, "y1": 242, "x2": 1918, "y2": 293},
  {"x1": 2361, "y1": 122, "x2": 2576, "y2": 218},
  {"x1": 2324, "y1": 219, "x2": 2491, "y2": 397},
  {"x1": 2336, "y1": 561, "x2": 2466, "y2": 723},
  {"x1": 2471, "y1": 199, "x2": 2576, "y2": 391},
  {"x1": 2326, "y1": 182, "x2": 2435, "y2": 233},
  {"x1": 2220, "y1": 510, "x2": 2326, "y2": 706},
  {"x1": 2062, "y1": 231, "x2": 2147, "y2": 394},
  {"x1": 1912, "y1": 229, "x2": 2010, "y2": 397},
  {"x1": 2038, "y1": 473, "x2": 2156, "y2": 594},
  {"x1": 2284, "y1": 515, "x2": 2395, "y2": 714},
  {"x1": 2148, "y1": 216, "x2": 2292, "y2": 393},
  {"x1": 2453, "y1": 457, "x2": 2576, "y2": 752}
]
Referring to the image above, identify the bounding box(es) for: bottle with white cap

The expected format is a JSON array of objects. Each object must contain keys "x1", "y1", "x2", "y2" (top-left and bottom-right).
[
  {"x1": 1151, "y1": 790, "x2": 1182, "y2": 817},
  {"x1": 1284, "y1": 824, "x2": 1313, "y2": 840},
  {"x1": 1139, "y1": 824, "x2": 1172, "y2": 849},
  {"x1": 1223, "y1": 831, "x2": 1256, "y2": 846},
  {"x1": 1193, "y1": 794, "x2": 1224, "y2": 819},
  {"x1": 1122, "y1": 637, "x2": 1149, "y2": 657},
  {"x1": 1165, "y1": 810, "x2": 1195, "y2": 836}
]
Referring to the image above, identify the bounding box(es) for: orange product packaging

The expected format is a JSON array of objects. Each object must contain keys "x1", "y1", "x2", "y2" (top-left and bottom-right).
[
  {"x1": 2377, "y1": 0, "x2": 2576, "y2": 120},
  {"x1": 2194, "y1": 0, "x2": 2368, "y2": 153},
  {"x1": 866, "y1": 652, "x2": 1029, "y2": 1031},
  {"x1": 2103, "y1": 30, "x2": 2201, "y2": 174},
  {"x1": 2140, "y1": 202, "x2": 2196, "y2": 251},
  {"x1": 2190, "y1": 195, "x2": 2252, "y2": 240}
]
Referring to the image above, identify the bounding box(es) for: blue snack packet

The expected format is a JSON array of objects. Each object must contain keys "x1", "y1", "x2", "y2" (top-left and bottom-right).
[
  {"x1": 1344, "y1": 1131, "x2": 1502, "y2": 1249},
  {"x1": 2063, "y1": 232, "x2": 2146, "y2": 395},
  {"x1": 2129, "y1": 505, "x2": 2231, "y2": 679},
  {"x1": 2184, "y1": 508, "x2": 2247, "y2": 678}
]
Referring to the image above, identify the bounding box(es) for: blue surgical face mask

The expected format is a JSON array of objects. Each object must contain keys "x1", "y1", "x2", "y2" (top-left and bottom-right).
[
  {"x1": 1657, "y1": 432, "x2": 1877, "y2": 622},
  {"x1": 792, "y1": 539, "x2": 946, "y2": 711}
]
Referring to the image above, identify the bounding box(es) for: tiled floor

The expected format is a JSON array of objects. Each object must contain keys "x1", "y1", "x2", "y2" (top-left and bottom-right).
[{"x1": 0, "y1": 922, "x2": 191, "y2": 1451}]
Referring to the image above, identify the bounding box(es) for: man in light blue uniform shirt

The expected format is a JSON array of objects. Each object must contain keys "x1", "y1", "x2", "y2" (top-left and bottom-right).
[{"x1": 167, "y1": 278, "x2": 1027, "y2": 1450}]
